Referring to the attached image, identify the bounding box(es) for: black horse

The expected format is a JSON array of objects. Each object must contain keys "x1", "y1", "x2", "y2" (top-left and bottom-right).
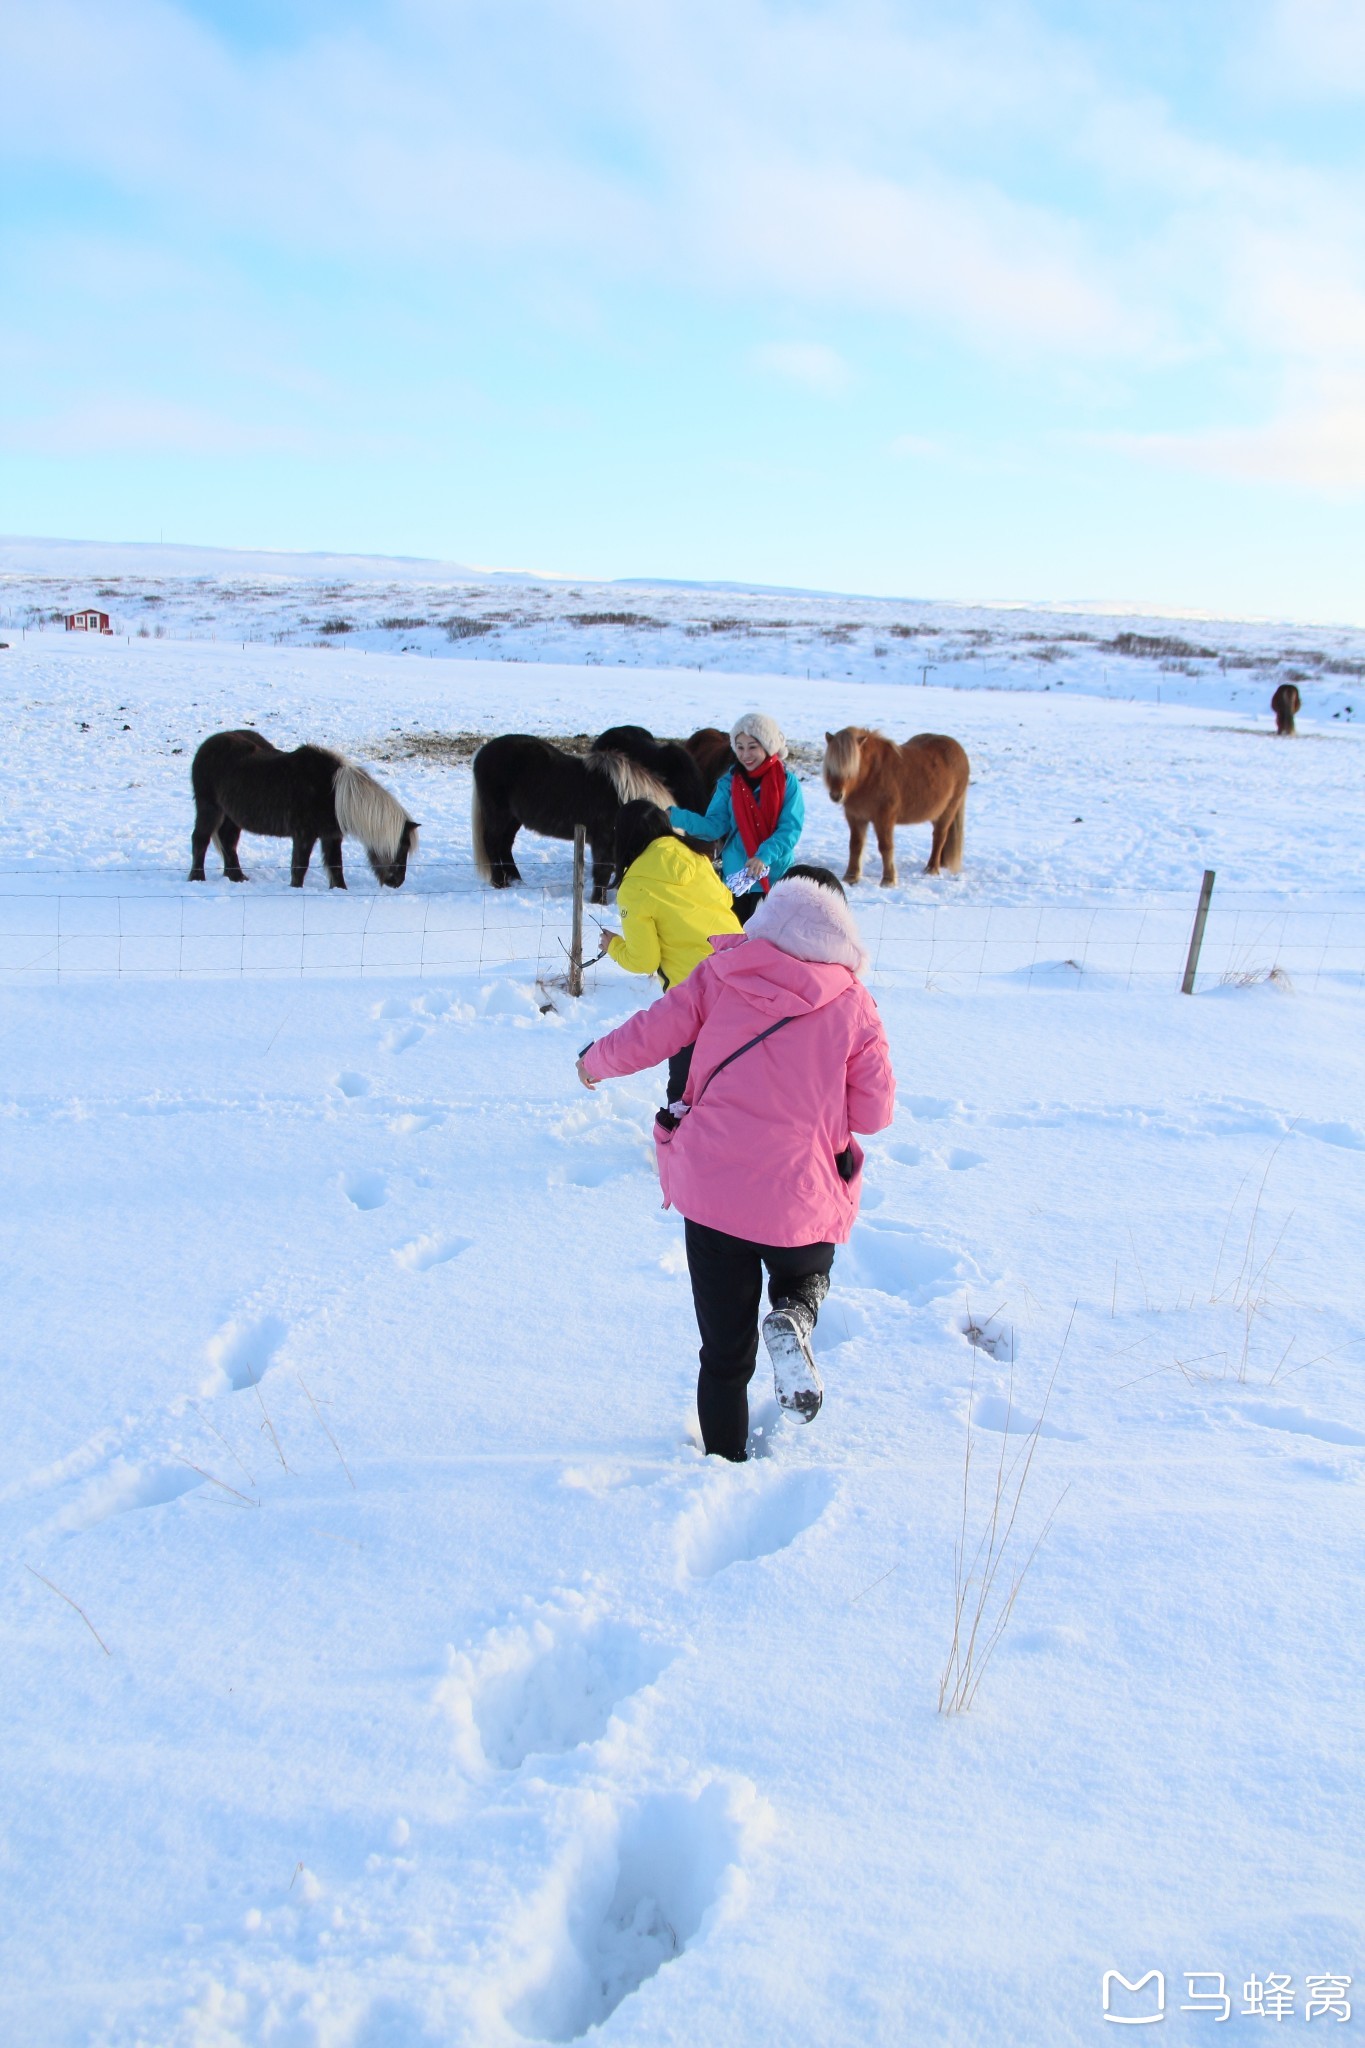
[
  {"x1": 471, "y1": 735, "x2": 678, "y2": 902},
  {"x1": 592, "y1": 725, "x2": 709, "y2": 813},
  {"x1": 189, "y1": 729, "x2": 419, "y2": 888}
]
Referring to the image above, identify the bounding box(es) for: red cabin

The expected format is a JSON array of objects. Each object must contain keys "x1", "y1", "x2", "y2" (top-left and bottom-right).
[{"x1": 65, "y1": 608, "x2": 113, "y2": 634}]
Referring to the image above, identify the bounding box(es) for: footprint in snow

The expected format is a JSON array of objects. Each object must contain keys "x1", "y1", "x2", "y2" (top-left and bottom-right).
[
  {"x1": 335, "y1": 1070, "x2": 371, "y2": 1098},
  {"x1": 961, "y1": 1314, "x2": 1014, "y2": 1362},
  {"x1": 1231, "y1": 1401, "x2": 1365, "y2": 1448},
  {"x1": 901, "y1": 1094, "x2": 956, "y2": 1121},
  {"x1": 839, "y1": 1218, "x2": 971, "y2": 1305},
  {"x1": 972, "y1": 1394, "x2": 1083, "y2": 1443},
  {"x1": 1295, "y1": 1117, "x2": 1365, "y2": 1152},
  {"x1": 504, "y1": 1780, "x2": 762, "y2": 2041},
  {"x1": 438, "y1": 1596, "x2": 673, "y2": 1773},
  {"x1": 676, "y1": 1466, "x2": 834, "y2": 1582},
  {"x1": 203, "y1": 1312, "x2": 287, "y2": 1394},
  {"x1": 555, "y1": 1153, "x2": 641, "y2": 1190},
  {"x1": 393, "y1": 1232, "x2": 471, "y2": 1272},
  {"x1": 60, "y1": 1458, "x2": 208, "y2": 1531},
  {"x1": 344, "y1": 1170, "x2": 388, "y2": 1211},
  {"x1": 382, "y1": 1023, "x2": 426, "y2": 1054}
]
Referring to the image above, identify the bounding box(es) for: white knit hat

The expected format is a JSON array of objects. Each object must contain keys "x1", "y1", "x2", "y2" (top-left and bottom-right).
[{"x1": 730, "y1": 710, "x2": 786, "y2": 760}]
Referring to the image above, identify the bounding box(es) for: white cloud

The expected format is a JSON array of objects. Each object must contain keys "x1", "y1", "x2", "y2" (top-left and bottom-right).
[
  {"x1": 750, "y1": 342, "x2": 850, "y2": 394},
  {"x1": 0, "y1": 395, "x2": 406, "y2": 460},
  {"x1": 1099, "y1": 373, "x2": 1365, "y2": 492},
  {"x1": 705, "y1": 155, "x2": 1132, "y2": 357},
  {"x1": 1253, "y1": 0, "x2": 1365, "y2": 96},
  {"x1": 0, "y1": 0, "x2": 1140, "y2": 354},
  {"x1": 888, "y1": 434, "x2": 948, "y2": 460},
  {"x1": 5, "y1": 0, "x2": 1365, "y2": 480}
]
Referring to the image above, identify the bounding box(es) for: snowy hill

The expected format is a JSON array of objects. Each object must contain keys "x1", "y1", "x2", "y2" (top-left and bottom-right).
[{"x1": 3, "y1": 535, "x2": 1362, "y2": 723}]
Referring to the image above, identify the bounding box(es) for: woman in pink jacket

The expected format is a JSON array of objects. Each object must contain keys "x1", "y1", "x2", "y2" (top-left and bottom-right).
[{"x1": 577, "y1": 865, "x2": 896, "y2": 1461}]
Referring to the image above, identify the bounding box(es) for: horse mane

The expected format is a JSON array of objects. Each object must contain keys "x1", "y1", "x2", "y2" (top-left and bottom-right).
[
  {"x1": 586, "y1": 747, "x2": 677, "y2": 809},
  {"x1": 824, "y1": 726, "x2": 872, "y2": 783},
  {"x1": 332, "y1": 759, "x2": 416, "y2": 861}
]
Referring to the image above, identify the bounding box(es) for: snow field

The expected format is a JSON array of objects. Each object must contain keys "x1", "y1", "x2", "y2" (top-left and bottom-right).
[
  {"x1": 0, "y1": 632, "x2": 1363, "y2": 2043},
  {"x1": 2, "y1": 957, "x2": 1363, "y2": 2045}
]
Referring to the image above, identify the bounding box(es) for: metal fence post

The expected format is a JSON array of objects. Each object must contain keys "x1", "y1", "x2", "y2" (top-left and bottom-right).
[
  {"x1": 1182, "y1": 869, "x2": 1216, "y2": 994},
  {"x1": 568, "y1": 825, "x2": 586, "y2": 997}
]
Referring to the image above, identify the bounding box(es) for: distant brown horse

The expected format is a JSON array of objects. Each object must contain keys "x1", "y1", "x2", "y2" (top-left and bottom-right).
[
  {"x1": 1271, "y1": 682, "x2": 1300, "y2": 736},
  {"x1": 823, "y1": 728, "x2": 970, "y2": 884}
]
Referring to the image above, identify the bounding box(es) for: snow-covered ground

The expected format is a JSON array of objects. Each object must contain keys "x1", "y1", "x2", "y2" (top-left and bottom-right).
[{"x1": 1, "y1": 604, "x2": 1363, "y2": 2046}]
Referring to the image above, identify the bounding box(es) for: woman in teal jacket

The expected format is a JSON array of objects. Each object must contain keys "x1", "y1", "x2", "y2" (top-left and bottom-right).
[{"x1": 668, "y1": 711, "x2": 804, "y2": 923}]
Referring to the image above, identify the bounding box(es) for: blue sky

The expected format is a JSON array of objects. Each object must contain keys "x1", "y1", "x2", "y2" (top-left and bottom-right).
[{"x1": 2, "y1": 0, "x2": 1364, "y2": 620}]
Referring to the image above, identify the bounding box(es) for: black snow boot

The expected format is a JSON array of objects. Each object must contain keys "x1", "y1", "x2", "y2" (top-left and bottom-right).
[{"x1": 763, "y1": 1273, "x2": 829, "y2": 1423}]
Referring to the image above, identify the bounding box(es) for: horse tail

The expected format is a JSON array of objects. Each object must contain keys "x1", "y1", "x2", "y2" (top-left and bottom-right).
[
  {"x1": 333, "y1": 759, "x2": 411, "y2": 862},
  {"x1": 470, "y1": 775, "x2": 492, "y2": 880},
  {"x1": 587, "y1": 749, "x2": 676, "y2": 809},
  {"x1": 942, "y1": 787, "x2": 966, "y2": 873}
]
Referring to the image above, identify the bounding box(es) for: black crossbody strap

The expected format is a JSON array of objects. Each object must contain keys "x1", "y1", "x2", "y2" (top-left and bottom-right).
[{"x1": 689, "y1": 1014, "x2": 796, "y2": 1110}]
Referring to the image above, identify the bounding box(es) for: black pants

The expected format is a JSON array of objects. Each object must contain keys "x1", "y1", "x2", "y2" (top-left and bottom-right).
[
  {"x1": 666, "y1": 1042, "x2": 694, "y2": 1106},
  {"x1": 683, "y1": 1218, "x2": 835, "y2": 1461},
  {"x1": 732, "y1": 889, "x2": 763, "y2": 926}
]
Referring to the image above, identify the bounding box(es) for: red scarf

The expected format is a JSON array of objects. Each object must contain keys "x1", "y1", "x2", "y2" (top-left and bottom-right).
[{"x1": 733, "y1": 754, "x2": 787, "y2": 883}]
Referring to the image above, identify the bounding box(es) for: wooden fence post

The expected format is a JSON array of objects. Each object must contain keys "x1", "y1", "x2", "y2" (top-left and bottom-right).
[
  {"x1": 1182, "y1": 869, "x2": 1216, "y2": 994},
  {"x1": 568, "y1": 825, "x2": 586, "y2": 997}
]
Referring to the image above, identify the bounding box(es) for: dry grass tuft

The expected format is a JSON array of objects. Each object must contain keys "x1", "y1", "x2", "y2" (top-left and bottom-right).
[
  {"x1": 24, "y1": 1564, "x2": 111, "y2": 1655},
  {"x1": 1220, "y1": 964, "x2": 1293, "y2": 990},
  {"x1": 938, "y1": 1312, "x2": 1073, "y2": 1715}
]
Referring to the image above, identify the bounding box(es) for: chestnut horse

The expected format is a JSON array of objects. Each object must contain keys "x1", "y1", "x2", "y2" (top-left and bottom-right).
[{"x1": 823, "y1": 728, "x2": 969, "y2": 884}]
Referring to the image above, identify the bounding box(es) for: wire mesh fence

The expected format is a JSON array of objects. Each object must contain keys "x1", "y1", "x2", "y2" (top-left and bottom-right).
[
  {"x1": 855, "y1": 896, "x2": 1365, "y2": 992},
  {"x1": 1, "y1": 881, "x2": 1362, "y2": 992}
]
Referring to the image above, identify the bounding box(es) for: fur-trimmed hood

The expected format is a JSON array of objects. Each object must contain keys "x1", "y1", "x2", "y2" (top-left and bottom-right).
[{"x1": 742, "y1": 876, "x2": 869, "y2": 976}]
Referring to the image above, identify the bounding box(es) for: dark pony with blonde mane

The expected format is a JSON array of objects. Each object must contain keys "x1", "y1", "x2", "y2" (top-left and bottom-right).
[
  {"x1": 189, "y1": 729, "x2": 418, "y2": 888},
  {"x1": 593, "y1": 725, "x2": 708, "y2": 813},
  {"x1": 471, "y1": 735, "x2": 681, "y2": 903},
  {"x1": 822, "y1": 727, "x2": 970, "y2": 884}
]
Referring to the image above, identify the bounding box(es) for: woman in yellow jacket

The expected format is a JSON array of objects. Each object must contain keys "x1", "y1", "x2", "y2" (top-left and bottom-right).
[{"x1": 598, "y1": 799, "x2": 741, "y2": 1104}]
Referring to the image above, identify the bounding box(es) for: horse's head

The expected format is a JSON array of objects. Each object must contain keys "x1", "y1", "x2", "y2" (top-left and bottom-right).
[
  {"x1": 369, "y1": 819, "x2": 419, "y2": 888},
  {"x1": 823, "y1": 728, "x2": 862, "y2": 803}
]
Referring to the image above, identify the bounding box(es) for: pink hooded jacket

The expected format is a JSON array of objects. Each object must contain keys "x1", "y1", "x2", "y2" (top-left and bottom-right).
[{"x1": 581, "y1": 876, "x2": 896, "y2": 1245}]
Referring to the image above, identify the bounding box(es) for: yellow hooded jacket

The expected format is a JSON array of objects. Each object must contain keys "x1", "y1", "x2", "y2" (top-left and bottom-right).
[{"x1": 608, "y1": 835, "x2": 741, "y2": 987}]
